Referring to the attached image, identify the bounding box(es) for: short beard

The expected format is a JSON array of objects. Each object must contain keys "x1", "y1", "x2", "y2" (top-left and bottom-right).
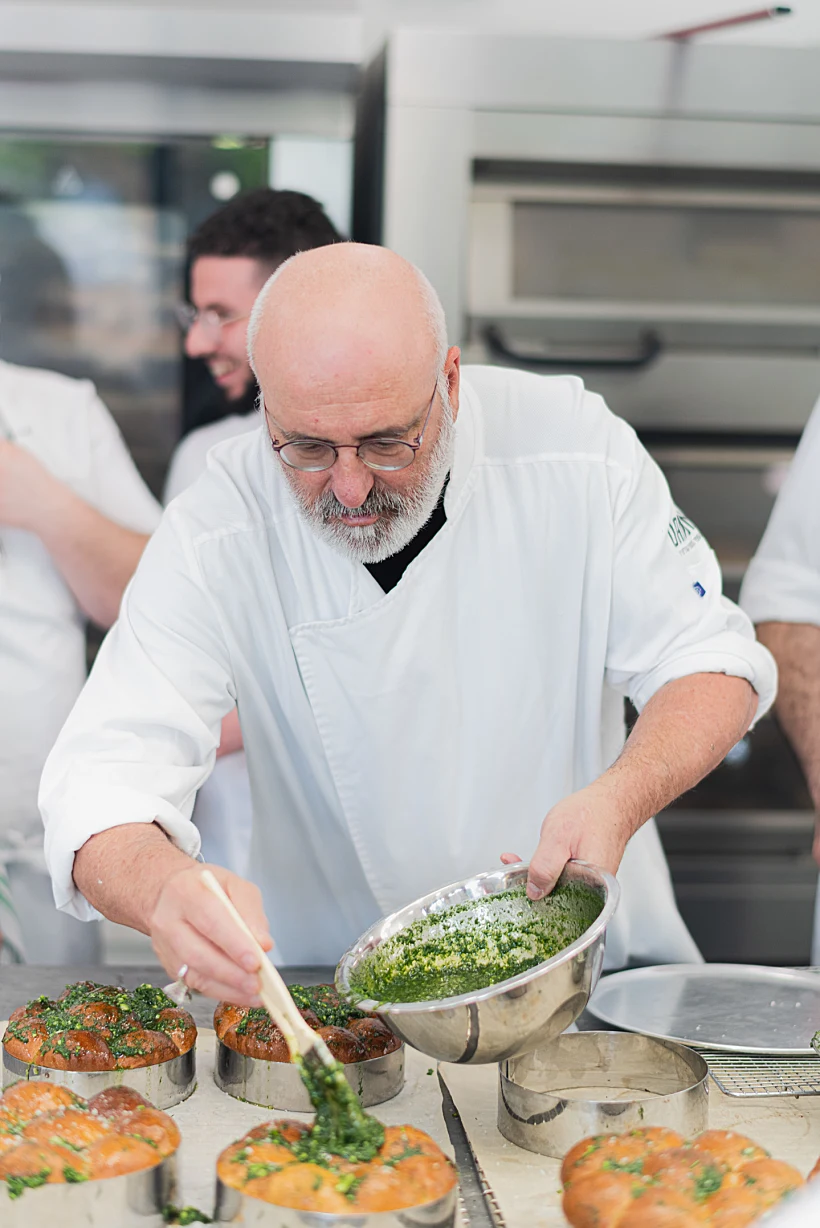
[{"x1": 283, "y1": 386, "x2": 455, "y2": 565}]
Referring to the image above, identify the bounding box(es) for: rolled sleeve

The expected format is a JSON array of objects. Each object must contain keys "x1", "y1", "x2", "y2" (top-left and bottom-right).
[
  {"x1": 604, "y1": 426, "x2": 777, "y2": 722},
  {"x1": 39, "y1": 511, "x2": 236, "y2": 919},
  {"x1": 740, "y1": 396, "x2": 820, "y2": 629}
]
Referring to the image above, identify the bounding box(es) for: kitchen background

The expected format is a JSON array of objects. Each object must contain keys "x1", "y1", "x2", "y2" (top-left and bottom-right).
[{"x1": 2, "y1": 0, "x2": 820, "y2": 965}]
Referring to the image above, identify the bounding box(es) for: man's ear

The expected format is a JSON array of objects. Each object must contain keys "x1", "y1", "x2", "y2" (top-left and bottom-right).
[{"x1": 446, "y1": 347, "x2": 461, "y2": 420}]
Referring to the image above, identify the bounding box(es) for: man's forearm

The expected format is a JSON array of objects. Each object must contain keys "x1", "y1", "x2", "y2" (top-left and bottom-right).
[
  {"x1": 35, "y1": 485, "x2": 150, "y2": 627},
  {"x1": 757, "y1": 621, "x2": 820, "y2": 807},
  {"x1": 72, "y1": 823, "x2": 194, "y2": 933},
  {"x1": 595, "y1": 672, "x2": 758, "y2": 835}
]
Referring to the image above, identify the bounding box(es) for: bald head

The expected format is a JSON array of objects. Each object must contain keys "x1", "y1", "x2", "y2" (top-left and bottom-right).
[{"x1": 247, "y1": 243, "x2": 447, "y2": 415}]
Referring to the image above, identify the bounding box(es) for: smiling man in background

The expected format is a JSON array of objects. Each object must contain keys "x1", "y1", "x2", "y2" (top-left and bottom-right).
[{"x1": 41, "y1": 244, "x2": 774, "y2": 1002}]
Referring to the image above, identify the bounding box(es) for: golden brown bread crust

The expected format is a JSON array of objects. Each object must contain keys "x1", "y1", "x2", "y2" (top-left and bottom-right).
[
  {"x1": 315, "y1": 1026, "x2": 367, "y2": 1064},
  {"x1": 0, "y1": 1080, "x2": 177, "y2": 1193},
  {"x1": 155, "y1": 1008, "x2": 197, "y2": 1055},
  {"x1": 213, "y1": 1002, "x2": 245, "y2": 1040},
  {"x1": 345, "y1": 1017, "x2": 403, "y2": 1058},
  {"x1": 112, "y1": 1028, "x2": 179, "y2": 1069},
  {"x1": 217, "y1": 1119, "x2": 456, "y2": 1213},
  {"x1": 86, "y1": 1086, "x2": 150, "y2": 1118},
  {"x1": 1, "y1": 1082, "x2": 79, "y2": 1120},
  {"x1": 561, "y1": 1127, "x2": 805, "y2": 1227},
  {"x1": 215, "y1": 991, "x2": 402, "y2": 1064},
  {"x1": 38, "y1": 1030, "x2": 118, "y2": 1072},
  {"x1": 4, "y1": 981, "x2": 197, "y2": 1072},
  {"x1": 2, "y1": 1019, "x2": 48, "y2": 1063}
]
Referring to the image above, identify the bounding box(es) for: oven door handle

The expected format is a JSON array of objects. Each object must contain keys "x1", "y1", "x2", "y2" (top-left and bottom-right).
[{"x1": 482, "y1": 324, "x2": 663, "y2": 370}]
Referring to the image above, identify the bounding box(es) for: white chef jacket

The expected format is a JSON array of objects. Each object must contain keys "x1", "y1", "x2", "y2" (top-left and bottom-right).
[
  {"x1": 0, "y1": 359, "x2": 162, "y2": 866},
  {"x1": 740, "y1": 395, "x2": 820, "y2": 963},
  {"x1": 40, "y1": 366, "x2": 776, "y2": 968},
  {"x1": 163, "y1": 410, "x2": 259, "y2": 878},
  {"x1": 741, "y1": 396, "x2": 820, "y2": 627},
  {"x1": 164, "y1": 411, "x2": 259, "y2": 506}
]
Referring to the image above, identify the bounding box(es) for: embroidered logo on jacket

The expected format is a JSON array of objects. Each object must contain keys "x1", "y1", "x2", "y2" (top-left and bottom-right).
[{"x1": 667, "y1": 512, "x2": 703, "y2": 559}]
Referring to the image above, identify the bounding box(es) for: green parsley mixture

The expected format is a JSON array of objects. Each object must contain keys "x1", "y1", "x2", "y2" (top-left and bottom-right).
[
  {"x1": 235, "y1": 983, "x2": 366, "y2": 1038},
  {"x1": 5, "y1": 981, "x2": 184, "y2": 1062},
  {"x1": 349, "y1": 883, "x2": 603, "y2": 1003}
]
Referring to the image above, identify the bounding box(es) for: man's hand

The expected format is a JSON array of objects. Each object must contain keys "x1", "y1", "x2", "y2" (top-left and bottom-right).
[
  {"x1": 150, "y1": 861, "x2": 273, "y2": 1004},
  {"x1": 0, "y1": 440, "x2": 63, "y2": 533},
  {"x1": 501, "y1": 674, "x2": 756, "y2": 902},
  {"x1": 502, "y1": 780, "x2": 632, "y2": 900}
]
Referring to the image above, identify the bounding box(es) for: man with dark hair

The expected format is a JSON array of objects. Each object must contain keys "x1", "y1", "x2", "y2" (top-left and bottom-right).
[
  {"x1": 171, "y1": 188, "x2": 341, "y2": 461},
  {"x1": 163, "y1": 188, "x2": 341, "y2": 876}
]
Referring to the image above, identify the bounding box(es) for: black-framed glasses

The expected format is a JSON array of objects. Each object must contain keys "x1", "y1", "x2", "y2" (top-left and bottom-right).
[
  {"x1": 266, "y1": 384, "x2": 438, "y2": 472},
  {"x1": 173, "y1": 302, "x2": 250, "y2": 336}
]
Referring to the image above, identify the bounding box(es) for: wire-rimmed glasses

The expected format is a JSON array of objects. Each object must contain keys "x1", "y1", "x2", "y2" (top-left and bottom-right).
[
  {"x1": 265, "y1": 384, "x2": 438, "y2": 473},
  {"x1": 173, "y1": 303, "x2": 250, "y2": 336}
]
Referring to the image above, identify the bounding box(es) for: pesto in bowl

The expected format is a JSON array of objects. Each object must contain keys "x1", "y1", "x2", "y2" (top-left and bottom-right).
[{"x1": 349, "y1": 883, "x2": 603, "y2": 1004}]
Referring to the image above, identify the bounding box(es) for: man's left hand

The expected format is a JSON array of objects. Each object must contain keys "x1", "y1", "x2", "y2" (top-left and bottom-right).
[
  {"x1": 501, "y1": 781, "x2": 632, "y2": 901},
  {"x1": 0, "y1": 440, "x2": 62, "y2": 533}
]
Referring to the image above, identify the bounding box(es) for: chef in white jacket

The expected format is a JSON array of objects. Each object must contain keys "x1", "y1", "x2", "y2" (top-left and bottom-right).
[
  {"x1": 40, "y1": 244, "x2": 775, "y2": 1000},
  {"x1": 740, "y1": 396, "x2": 820, "y2": 961},
  {"x1": 0, "y1": 359, "x2": 161, "y2": 962}
]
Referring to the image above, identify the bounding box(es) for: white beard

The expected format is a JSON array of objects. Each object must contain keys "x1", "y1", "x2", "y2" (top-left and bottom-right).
[{"x1": 283, "y1": 393, "x2": 456, "y2": 565}]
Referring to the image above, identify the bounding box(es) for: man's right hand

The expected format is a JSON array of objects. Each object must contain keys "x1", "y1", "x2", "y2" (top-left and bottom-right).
[{"x1": 150, "y1": 861, "x2": 273, "y2": 1004}]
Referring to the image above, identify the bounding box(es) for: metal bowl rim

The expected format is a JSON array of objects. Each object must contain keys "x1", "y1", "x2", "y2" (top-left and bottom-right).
[
  {"x1": 335, "y1": 859, "x2": 619, "y2": 1015},
  {"x1": 500, "y1": 1031, "x2": 710, "y2": 1104}
]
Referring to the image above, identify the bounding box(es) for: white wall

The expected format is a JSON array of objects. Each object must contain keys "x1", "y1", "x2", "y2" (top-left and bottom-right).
[
  {"x1": 362, "y1": 0, "x2": 819, "y2": 49},
  {"x1": 1, "y1": 1, "x2": 818, "y2": 59}
]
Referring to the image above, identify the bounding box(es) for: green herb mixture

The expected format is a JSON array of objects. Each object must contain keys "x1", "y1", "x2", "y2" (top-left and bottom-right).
[
  {"x1": 349, "y1": 883, "x2": 603, "y2": 1003},
  {"x1": 235, "y1": 983, "x2": 365, "y2": 1037},
  {"x1": 6, "y1": 981, "x2": 181, "y2": 1060},
  {"x1": 292, "y1": 1056, "x2": 384, "y2": 1163}
]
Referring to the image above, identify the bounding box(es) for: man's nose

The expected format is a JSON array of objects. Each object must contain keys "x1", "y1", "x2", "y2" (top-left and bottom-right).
[
  {"x1": 328, "y1": 449, "x2": 375, "y2": 508},
  {"x1": 185, "y1": 320, "x2": 213, "y2": 359}
]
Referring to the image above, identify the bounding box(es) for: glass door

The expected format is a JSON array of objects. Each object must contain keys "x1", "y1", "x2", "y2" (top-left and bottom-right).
[{"x1": 0, "y1": 135, "x2": 269, "y2": 495}]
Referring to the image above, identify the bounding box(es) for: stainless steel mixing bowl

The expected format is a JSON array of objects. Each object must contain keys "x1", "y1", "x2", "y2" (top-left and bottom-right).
[{"x1": 335, "y1": 860, "x2": 619, "y2": 1064}]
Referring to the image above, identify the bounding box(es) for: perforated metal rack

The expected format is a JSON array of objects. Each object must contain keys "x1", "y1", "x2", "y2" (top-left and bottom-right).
[{"x1": 699, "y1": 1049, "x2": 820, "y2": 1098}]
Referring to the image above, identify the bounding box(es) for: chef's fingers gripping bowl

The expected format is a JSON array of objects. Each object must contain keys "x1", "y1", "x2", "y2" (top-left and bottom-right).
[
  {"x1": 2, "y1": 981, "x2": 197, "y2": 1109},
  {"x1": 336, "y1": 860, "x2": 619, "y2": 1064}
]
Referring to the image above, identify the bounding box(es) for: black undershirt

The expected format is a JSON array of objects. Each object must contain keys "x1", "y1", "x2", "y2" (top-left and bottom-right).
[{"x1": 364, "y1": 476, "x2": 449, "y2": 593}]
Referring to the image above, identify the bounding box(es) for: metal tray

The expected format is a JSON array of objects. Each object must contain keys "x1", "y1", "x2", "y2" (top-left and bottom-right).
[
  {"x1": 3, "y1": 1153, "x2": 177, "y2": 1227},
  {"x1": 497, "y1": 1031, "x2": 709, "y2": 1158},
  {"x1": 213, "y1": 1176, "x2": 457, "y2": 1226},
  {"x1": 2, "y1": 1043, "x2": 196, "y2": 1109},
  {"x1": 213, "y1": 1037, "x2": 405, "y2": 1110},
  {"x1": 588, "y1": 964, "x2": 820, "y2": 1055}
]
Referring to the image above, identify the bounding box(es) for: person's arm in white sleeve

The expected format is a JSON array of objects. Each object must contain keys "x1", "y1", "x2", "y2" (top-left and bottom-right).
[
  {"x1": 39, "y1": 510, "x2": 271, "y2": 1003},
  {"x1": 521, "y1": 415, "x2": 775, "y2": 899},
  {"x1": 0, "y1": 387, "x2": 161, "y2": 627},
  {"x1": 740, "y1": 398, "x2": 820, "y2": 858}
]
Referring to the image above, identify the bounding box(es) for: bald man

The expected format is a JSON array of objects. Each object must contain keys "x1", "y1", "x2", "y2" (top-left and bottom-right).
[{"x1": 40, "y1": 245, "x2": 774, "y2": 1000}]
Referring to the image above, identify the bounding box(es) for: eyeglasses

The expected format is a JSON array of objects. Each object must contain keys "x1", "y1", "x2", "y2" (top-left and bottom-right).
[
  {"x1": 174, "y1": 302, "x2": 249, "y2": 336},
  {"x1": 265, "y1": 384, "x2": 438, "y2": 472}
]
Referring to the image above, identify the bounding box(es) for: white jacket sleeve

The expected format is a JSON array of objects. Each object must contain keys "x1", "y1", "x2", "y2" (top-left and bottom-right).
[
  {"x1": 740, "y1": 396, "x2": 820, "y2": 627},
  {"x1": 83, "y1": 385, "x2": 162, "y2": 533},
  {"x1": 604, "y1": 422, "x2": 777, "y2": 719},
  {"x1": 39, "y1": 509, "x2": 237, "y2": 919}
]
